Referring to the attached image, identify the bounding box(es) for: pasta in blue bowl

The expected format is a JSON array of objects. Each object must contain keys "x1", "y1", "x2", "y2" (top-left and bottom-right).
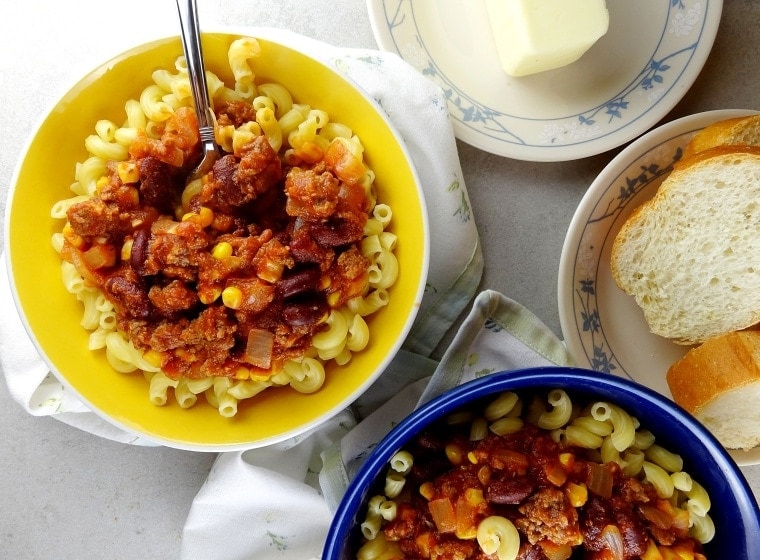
[{"x1": 323, "y1": 367, "x2": 760, "y2": 560}]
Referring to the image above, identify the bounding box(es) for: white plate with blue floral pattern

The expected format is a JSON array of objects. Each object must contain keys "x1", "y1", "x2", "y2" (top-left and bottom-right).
[
  {"x1": 367, "y1": 0, "x2": 722, "y2": 161},
  {"x1": 558, "y1": 109, "x2": 760, "y2": 466}
]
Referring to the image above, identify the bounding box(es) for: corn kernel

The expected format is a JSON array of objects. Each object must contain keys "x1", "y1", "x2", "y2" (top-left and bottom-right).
[
  {"x1": 121, "y1": 238, "x2": 134, "y2": 261},
  {"x1": 327, "y1": 291, "x2": 341, "y2": 307},
  {"x1": 665, "y1": 548, "x2": 688, "y2": 560},
  {"x1": 419, "y1": 482, "x2": 435, "y2": 501},
  {"x1": 212, "y1": 241, "x2": 233, "y2": 260},
  {"x1": 95, "y1": 176, "x2": 110, "y2": 192},
  {"x1": 62, "y1": 223, "x2": 86, "y2": 249},
  {"x1": 249, "y1": 371, "x2": 271, "y2": 382},
  {"x1": 222, "y1": 286, "x2": 243, "y2": 309},
  {"x1": 234, "y1": 367, "x2": 250, "y2": 380},
  {"x1": 565, "y1": 482, "x2": 588, "y2": 507},
  {"x1": 640, "y1": 539, "x2": 664, "y2": 560},
  {"x1": 143, "y1": 350, "x2": 165, "y2": 368},
  {"x1": 464, "y1": 488, "x2": 485, "y2": 507},
  {"x1": 467, "y1": 451, "x2": 478, "y2": 465},
  {"x1": 671, "y1": 544, "x2": 694, "y2": 560},
  {"x1": 117, "y1": 161, "x2": 140, "y2": 184},
  {"x1": 198, "y1": 206, "x2": 214, "y2": 227},
  {"x1": 181, "y1": 207, "x2": 214, "y2": 228},
  {"x1": 455, "y1": 525, "x2": 477, "y2": 540},
  {"x1": 559, "y1": 452, "x2": 575, "y2": 468},
  {"x1": 445, "y1": 443, "x2": 464, "y2": 465},
  {"x1": 199, "y1": 287, "x2": 222, "y2": 305}
]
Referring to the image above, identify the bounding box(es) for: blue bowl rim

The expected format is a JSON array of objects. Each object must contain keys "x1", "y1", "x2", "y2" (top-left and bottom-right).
[{"x1": 323, "y1": 366, "x2": 760, "y2": 559}]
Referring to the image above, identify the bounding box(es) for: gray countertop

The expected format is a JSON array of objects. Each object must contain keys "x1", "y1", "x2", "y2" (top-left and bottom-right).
[{"x1": 1, "y1": 1, "x2": 758, "y2": 558}]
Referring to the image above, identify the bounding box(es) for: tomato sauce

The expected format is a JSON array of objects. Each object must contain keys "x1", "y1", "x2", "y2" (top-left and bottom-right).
[
  {"x1": 381, "y1": 418, "x2": 706, "y2": 560},
  {"x1": 62, "y1": 103, "x2": 372, "y2": 379}
]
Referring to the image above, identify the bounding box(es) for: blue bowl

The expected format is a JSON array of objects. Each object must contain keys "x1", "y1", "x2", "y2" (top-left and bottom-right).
[{"x1": 323, "y1": 367, "x2": 760, "y2": 559}]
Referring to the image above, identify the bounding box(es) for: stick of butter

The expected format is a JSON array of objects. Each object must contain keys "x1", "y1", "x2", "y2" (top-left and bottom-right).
[{"x1": 485, "y1": 0, "x2": 609, "y2": 77}]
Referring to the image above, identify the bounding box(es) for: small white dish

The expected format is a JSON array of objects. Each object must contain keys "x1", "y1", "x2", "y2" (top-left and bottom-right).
[
  {"x1": 558, "y1": 109, "x2": 760, "y2": 466},
  {"x1": 367, "y1": 0, "x2": 722, "y2": 161}
]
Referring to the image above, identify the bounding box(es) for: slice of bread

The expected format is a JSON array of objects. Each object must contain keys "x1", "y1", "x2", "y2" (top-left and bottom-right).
[
  {"x1": 683, "y1": 114, "x2": 760, "y2": 158},
  {"x1": 666, "y1": 330, "x2": 760, "y2": 450},
  {"x1": 610, "y1": 148, "x2": 760, "y2": 345}
]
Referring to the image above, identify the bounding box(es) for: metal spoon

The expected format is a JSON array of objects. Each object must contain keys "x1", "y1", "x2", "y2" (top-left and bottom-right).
[{"x1": 175, "y1": 0, "x2": 221, "y2": 181}]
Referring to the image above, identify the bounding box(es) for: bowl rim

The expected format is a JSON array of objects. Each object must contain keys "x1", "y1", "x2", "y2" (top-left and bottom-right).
[
  {"x1": 323, "y1": 366, "x2": 760, "y2": 559},
  {"x1": 3, "y1": 27, "x2": 430, "y2": 451}
]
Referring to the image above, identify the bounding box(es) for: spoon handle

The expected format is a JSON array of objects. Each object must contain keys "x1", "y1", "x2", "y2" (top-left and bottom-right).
[{"x1": 175, "y1": 0, "x2": 216, "y2": 145}]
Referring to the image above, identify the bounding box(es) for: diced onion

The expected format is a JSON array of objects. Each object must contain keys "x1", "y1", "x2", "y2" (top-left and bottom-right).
[
  {"x1": 587, "y1": 462, "x2": 614, "y2": 498},
  {"x1": 244, "y1": 328, "x2": 274, "y2": 369},
  {"x1": 638, "y1": 504, "x2": 673, "y2": 529},
  {"x1": 600, "y1": 525, "x2": 624, "y2": 560}
]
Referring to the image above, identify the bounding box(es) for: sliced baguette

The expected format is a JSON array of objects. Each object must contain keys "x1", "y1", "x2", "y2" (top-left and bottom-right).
[
  {"x1": 683, "y1": 113, "x2": 760, "y2": 158},
  {"x1": 610, "y1": 147, "x2": 760, "y2": 345},
  {"x1": 666, "y1": 330, "x2": 760, "y2": 450}
]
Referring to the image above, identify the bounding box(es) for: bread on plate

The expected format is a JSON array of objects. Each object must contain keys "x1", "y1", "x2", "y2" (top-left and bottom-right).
[
  {"x1": 613, "y1": 113, "x2": 760, "y2": 451},
  {"x1": 610, "y1": 146, "x2": 760, "y2": 345},
  {"x1": 683, "y1": 113, "x2": 760, "y2": 157},
  {"x1": 666, "y1": 330, "x2": 760, "y2": 451}
]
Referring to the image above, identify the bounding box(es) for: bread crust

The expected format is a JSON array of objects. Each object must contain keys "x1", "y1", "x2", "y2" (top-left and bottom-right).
[
  {"x1": 683, "y1": 114, "x2": 760, "y2": 158},
  {"x1": 674, "y1": 144, "x2": 760, "y2": 170},
  {"x1": 666, "y1": 330, "x2": 760, "y2": 414}
]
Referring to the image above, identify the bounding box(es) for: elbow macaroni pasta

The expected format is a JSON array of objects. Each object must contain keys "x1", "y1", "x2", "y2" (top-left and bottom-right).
[
  {"x1": 51, "y1": 36, "x2": 398, "y2": 418},
  {"x1": 356, "y1": 389, "x2": 716, "y2": 559},
  {"x1": 312, "y1": 309, "x2": 349, "y2": 360},
  {"x1": 536, "y1": 388, "x2": 572, "y2": 430},
  {"x1": 476, "y1": 516, "x2": 520, "y2": 560},
  {"x1": 228, "y1": 37, "x2": 261, "y2": 99}
]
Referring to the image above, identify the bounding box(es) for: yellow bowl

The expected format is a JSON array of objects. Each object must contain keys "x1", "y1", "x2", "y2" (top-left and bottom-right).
[{"x1": 6, "y1": 31, "x2": 428, "y2": 450}]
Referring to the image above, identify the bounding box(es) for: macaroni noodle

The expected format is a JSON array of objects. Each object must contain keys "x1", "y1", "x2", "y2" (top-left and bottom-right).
[
  {"x1": 356, "y1": 389, "x2": 715, "y2": 559},
  {"x1": 51, "y1": 36, "x2": 398, "y2": 417}
]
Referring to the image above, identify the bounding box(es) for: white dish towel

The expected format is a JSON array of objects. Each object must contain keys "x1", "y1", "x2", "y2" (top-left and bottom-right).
[
  {"x1": 181, "y1": 290, "x2": 570, "y2": 560},
  {"x1": 0, "y1": 31, "x2": 571, "y2": 559}
]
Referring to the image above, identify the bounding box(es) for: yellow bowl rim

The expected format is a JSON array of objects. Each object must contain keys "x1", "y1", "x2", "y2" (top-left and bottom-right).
[{"x1": 4, "y1": 27, "x2": 430, "y2": 451}]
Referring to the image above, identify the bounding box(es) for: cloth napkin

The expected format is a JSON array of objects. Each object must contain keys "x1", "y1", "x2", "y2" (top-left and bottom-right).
[{"x1": 180, "y1": 291, "x2": 572, "y2": 559}]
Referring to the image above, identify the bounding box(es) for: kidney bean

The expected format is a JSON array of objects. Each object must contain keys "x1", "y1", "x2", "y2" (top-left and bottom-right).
[
  {"x1": 130, "y1": 229, "x2": 150, "y2": 274},
  {"x1": 277, "y1": 265, "x2": 321, "y2": 299},
  {"x1": 485, "y1": 476, "x2": 536, "y2": 505},
  {"x1": 282, "y1": 295, "x2": 328, "y2": 327},
  {"x1": 105, "y1": 273, "x2": 151, "y2": 319},
  {"x1": 308, "y1": 217, "x2": 364, "y2": 247}
]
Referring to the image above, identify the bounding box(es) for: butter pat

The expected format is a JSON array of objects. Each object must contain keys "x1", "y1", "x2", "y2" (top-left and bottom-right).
[{"x1": 485, "y1": 0, "x2": 609, "y2": 77}]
